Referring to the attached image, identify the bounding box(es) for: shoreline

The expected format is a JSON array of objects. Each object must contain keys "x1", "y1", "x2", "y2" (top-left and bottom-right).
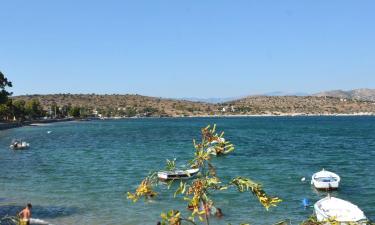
[
  {"x1": 1, "y1": 113, "x2": 374, "y2": 130},
  {"x1": 0, "y1": 118, "x2": 74, "y2": 131},
  {"x1": 187, "y1": 112, "x2": 375, "y2": 118},
  {"x1": 113, "y1": 112, "x2": 375, "y2": 119}
]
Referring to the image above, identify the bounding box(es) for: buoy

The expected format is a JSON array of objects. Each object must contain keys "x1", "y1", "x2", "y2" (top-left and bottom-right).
[
  {"x1": 301, "y1": 177, "x2": 306, "y2": 182},
  {"x1": 302, "y1": 198, "x2": 309, "y2": 208}
]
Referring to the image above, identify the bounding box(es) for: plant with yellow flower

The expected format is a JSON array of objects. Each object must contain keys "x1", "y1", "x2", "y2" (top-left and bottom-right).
[{"x1": 127, "y1": 124, "x2": 281, "y2": 225}]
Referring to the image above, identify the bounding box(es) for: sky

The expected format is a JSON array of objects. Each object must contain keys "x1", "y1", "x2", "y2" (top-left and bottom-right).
[{"x1": 1, "y1": 0, "x2": 375, "y2": 98}]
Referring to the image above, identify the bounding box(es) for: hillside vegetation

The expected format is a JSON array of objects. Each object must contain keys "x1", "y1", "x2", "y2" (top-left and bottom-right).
[
  {"x1": 12, "y1": 94, "x2": 214, "y2": 117},
  {"x1": 11, "y1": 94, "x2": 375, "y2": 117},
  {"x1": 223, "y1": 96, "x2": 375, "y2": 115}
]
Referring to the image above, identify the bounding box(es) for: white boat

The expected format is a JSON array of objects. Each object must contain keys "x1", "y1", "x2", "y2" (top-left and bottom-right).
[
  {"x1": 30, "y1": 218, "x2": 52, "y2": 225},
  {"x1": 10, "y1": 140, "x2": 30, "y2": 150},
  {"x1": 311, "y1": 169, "x2": 340, "y2": 190},
  {"x1": 157, "y1": 168, "x2": 199, "y2": 181},
  {"x1": 314, "y1": 196, "x2": 367, "y2": 224}
]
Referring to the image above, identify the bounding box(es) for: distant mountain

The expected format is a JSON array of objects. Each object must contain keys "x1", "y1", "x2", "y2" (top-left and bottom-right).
[
  {"x1": 180, "y1": 97, "x2": 241, "y2": 104},
  {"x1": 314, "y1": 89, "x2": 375, "y2": 102},
  {"x1": 262, "y1": 91, "x2": 309, "y2": 97},
  {"x1": 181, "y1": 92, "x2": 309, "y2": 103}
]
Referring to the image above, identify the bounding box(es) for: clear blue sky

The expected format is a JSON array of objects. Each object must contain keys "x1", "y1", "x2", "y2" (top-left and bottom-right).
[{"x1": 1, "y1": 1, "x2": 374, "y2": 98}]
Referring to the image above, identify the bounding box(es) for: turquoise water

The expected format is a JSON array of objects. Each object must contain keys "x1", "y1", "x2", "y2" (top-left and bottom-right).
[{"x1": 0, "y1": 117, "x2": 374, "y2": 225}]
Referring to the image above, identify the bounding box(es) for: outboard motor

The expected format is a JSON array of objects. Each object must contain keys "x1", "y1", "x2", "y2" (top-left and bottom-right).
[{"x1": 302, "y1": 198, "x2": 309, "y2": 208}]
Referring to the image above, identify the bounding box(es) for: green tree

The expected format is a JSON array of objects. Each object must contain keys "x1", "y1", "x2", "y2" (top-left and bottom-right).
[
  {"x1": 125, "y1": 107, "x2": 137, "y2": 117},
  {"x1": 128, "y1": 125, "x2": 281, "y2": 225},
  {"x1": 79, "y1": 107, "x2": 91, "y2": 118},
  {"x1": 0, "y1": 71, "x2": 13, "y2": 104},
  {"x1": 12, "y1": 99, "x2": 26, "y2": 121},
  {"x1": 68, "y1": 106, "x2": 81, "y2": 118},
  {"x1": 139, "y1": 106, "x2": 159, "y2": 116},
  {"x1": 61, "y1": 104, "x2": 71, "y2": 117},
  {"x1": 25, "y1": 99, "x2": 45, "y2": 119},
  {"x1": 0, "y1": 100, "x2": 13, "y2": 121}
]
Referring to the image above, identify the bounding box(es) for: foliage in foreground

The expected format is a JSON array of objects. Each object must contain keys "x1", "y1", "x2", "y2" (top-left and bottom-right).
[
  {"x1": 0, "y1": 215, "x2": 19, "y2": 225},
  {"x1": 0, "y1": 71, "x2": 13, "y2": 105},
  {"x1": 271, "y1": 215, "x2": 375, "y2": 225},
  {"x1": 128, "y1": 124, "x2": 282, "y2": 225}
]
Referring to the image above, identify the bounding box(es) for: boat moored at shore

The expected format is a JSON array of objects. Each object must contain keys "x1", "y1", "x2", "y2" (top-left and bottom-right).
[
  {"x1": 314, "y1": 196, "x2": 367, "y2": 224},
  {"x1": 311, "y1": 169, "x2": 340, "y2": 190}
]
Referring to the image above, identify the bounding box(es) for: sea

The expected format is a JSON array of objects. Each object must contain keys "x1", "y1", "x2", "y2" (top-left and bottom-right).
[{"x1": 0, "y1": 116, "x2": 374, "y2": 225}]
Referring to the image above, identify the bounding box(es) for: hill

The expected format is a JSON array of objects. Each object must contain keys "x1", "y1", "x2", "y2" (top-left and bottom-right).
[
  {"x1": 11, "y1": 94, "x2": 375, "y2": 117},
  {"x1": 222, "y1": 96, "x2": 375, "y2": 115},
  {"x1": 12, "y1": 94, "x2": 214, "y2": 117},
  {"x1": 314, "y1": 88, "x2": 375, "y2": 102}
]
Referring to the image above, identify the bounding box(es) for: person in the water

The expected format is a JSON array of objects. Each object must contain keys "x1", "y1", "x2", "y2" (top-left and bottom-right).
[
  {"x1": 215, "y1": 207, "x2": 223, "y2": 218},
  {"x1": 18, "y1": 203, "x2": 32, "y2": 225}
]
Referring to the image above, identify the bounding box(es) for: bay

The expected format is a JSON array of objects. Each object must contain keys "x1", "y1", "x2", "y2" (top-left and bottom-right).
[{"x1": 0, "y1": 117, "x2": 374, "y2": 225}]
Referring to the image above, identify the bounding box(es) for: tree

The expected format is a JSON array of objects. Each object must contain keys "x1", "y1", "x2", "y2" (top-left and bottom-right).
[
  {"x1": 12, "y1": 99, "x2": 26, "y2": 121},
  {"x1": 61, "y1": 104, "x2": 71, "y2": 117},
  {"x1": 79, "y1": 107, "x2": 91, "y2": 118},
  {"x1": 0, "y1": 71, "x2": 13, "y2": 104},
  {"x1": 128, "y1": 125, "x2": 281, "y2": 225},
  {"x1": 25, "y1": 99, "x2": 45, "y2": 119},
  {"x1": 68, "y1": 106, "x2": 81, "y2": 118},
  {"x1": 0, "y1": 100, "x2": 13, "y2": 121},
  {"x1": 139, "y1": 106, "x2": 159, "y2": 117},
  {"x1": 125, "y1": 107, "x2": 137, "y2": 117},
  {"x1": 50, "y1": 102, "x2": 60, "y2": 118}
]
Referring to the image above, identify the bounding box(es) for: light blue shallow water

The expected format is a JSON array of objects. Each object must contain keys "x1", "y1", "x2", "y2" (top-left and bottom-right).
[{"x1": 0, "y1": 117, "x2": 374, "y2": 225}]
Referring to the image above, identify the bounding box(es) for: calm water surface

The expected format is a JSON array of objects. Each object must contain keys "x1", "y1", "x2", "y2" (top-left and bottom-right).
[{"x1": 0, "y1": 117, "x2": 374, "y2": 225}]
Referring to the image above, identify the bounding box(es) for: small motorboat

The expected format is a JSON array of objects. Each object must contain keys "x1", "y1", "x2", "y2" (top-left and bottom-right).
[
  {"x1": 10, "y1": 140, "x2": 30, "y2": 150},
  {"x1": 311, "y1": 169, "x2": 340, "y2": 190},
  {"x1": 314, "y1": 196, "x2": 367, "y2": 224},
  {"x1": 157, "y1": 168, "x2": 199, "y2": 181}
]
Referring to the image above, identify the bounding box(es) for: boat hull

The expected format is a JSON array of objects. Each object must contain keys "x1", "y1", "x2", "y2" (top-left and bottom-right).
[
  {"x1": 314, "y1": 197, "x2": 367, "y2": 225},
  {"x1": 311, "y1": 169, "x2": 340, "y2": 190},
  {"x1": 10, "y1": 143, "x2": 30, "y2": 150},
  {"x1": 157, "y1": 168, "x2": 199, "y2": 181},
  {"x1": 311, "y1": 180, "x2": 339, "y2": 190}
]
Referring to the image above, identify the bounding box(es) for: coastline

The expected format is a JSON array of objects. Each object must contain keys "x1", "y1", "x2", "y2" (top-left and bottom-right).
[
  {"x1": 1, "y1": 112, "x2": 374, "y2": 131},
  {"x1": 96, "y1": 112, "x2": 375, "y2": 120},
  {"x1": 0, "y1": 118, "x2": 74, "y2": 131},
  {"x1": 187, "y1": 112, "x2": 375, "y2": 118}
]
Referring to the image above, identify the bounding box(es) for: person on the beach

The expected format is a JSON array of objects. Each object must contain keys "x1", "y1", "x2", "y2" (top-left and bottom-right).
[{"x1": 18, "y1": 203, "x2": 32, "y2": 225}]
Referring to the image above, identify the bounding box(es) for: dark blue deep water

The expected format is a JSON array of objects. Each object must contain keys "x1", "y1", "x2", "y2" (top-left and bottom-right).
[{"x1": 0, "y1": 117, "x2": 374, "y2": 225}]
